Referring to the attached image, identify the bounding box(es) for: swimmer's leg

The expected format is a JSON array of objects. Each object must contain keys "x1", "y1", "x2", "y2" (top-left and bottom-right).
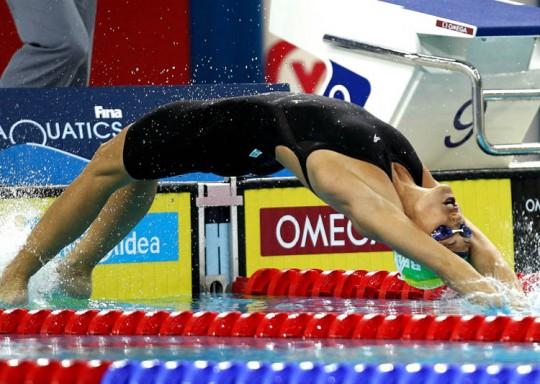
[
  {"x1": 57, "y1": 179, "x2": 157, "y2": 298},
  {"x1": 0, "y1": 129, "x2": 135, "y2": 305}
]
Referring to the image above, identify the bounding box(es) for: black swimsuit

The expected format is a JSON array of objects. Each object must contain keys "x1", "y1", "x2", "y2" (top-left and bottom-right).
[{"x1": 123, "y1": 92, "x2": 424, "y2": 187}]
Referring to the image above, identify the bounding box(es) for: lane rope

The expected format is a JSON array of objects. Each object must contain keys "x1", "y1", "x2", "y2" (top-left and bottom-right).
[
  {"x1": 0, "y1": 308, "x2": 539, "y2": 342},
  {"x1": 232, "y1": 268, "x2": 447, "y2": 300},
  {"x1": 232, "y1": 268, "x2": 538, "y2": 300}
]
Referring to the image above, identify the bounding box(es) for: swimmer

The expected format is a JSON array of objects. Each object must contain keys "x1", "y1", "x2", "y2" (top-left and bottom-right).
[{"x1": 0, "y1": 92, "x2": 523, "y2": 305}]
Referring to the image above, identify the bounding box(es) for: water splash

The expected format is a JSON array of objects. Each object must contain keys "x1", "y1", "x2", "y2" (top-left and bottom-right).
[
  {"x1": 0, "y1": 199, "x2": 40, "y2": 273},
  {"x1": 0, "y1": 197, "x2": 67, "y2": 306},
  {"x1": 10, "y1": 281, "x2": 540, "y2": 316}
]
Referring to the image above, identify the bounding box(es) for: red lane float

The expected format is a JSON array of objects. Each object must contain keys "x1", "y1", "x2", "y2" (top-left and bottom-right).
[
  {"x1": 233, "y1": 268, "x2": 447, "y2": 300},
  {"x1": 0, "y1": 359, "x2": 110, "y2": 384},
  {"x1": 1, "y1": 309, "x2": 540, "y2": 342}
]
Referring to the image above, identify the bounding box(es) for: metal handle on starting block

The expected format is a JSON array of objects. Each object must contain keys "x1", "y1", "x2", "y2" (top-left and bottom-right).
[{"x1": 323, "y1": 34, "x2": 540, "y2": 156}]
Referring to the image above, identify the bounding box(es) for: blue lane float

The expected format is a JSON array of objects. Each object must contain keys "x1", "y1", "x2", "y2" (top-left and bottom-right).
[{"x1": 100, "y1": 360, "x2": 540, "y2": 384}]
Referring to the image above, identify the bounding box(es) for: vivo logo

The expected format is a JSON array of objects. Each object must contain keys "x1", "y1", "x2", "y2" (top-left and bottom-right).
[
  {"x1": 525, "y1": 198, "x2": 540, "y2": 213},
  {"x1": 323, "y1": 61, "x2": 371, "y2": 107},
  {"x1": 94, "y1": 105, "x2": 123, "y2": 119}
]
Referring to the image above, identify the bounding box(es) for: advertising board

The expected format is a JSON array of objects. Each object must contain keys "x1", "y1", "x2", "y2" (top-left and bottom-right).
[
  {"x1": 0, "y1": 191, "x2": 194, "y2": 300},
  {"x1": 0, "y1": 84, "x2": 288, "y2": 185},
  {"x1": 242, "y1": 179, "x2": 514, "y2": 275},
  {"x1": 92, "y1": 192, "x2": 194, "y2": 300},
  {"x1": 512, "y1": 177, "x2": 540, "y2": 273}
]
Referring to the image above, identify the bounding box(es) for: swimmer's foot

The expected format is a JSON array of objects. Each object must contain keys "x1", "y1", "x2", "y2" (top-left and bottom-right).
[
  {"x1": 0, "y1": 274, "x2": 29, "y2": 306},
  {"x1": 56, "y1": 261, "x2": 93, "y2": 299}
]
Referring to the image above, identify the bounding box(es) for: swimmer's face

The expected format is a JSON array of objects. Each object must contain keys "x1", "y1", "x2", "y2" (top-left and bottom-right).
[{"x1": 412, "y1": 184, "x2": 471, "y2": 253}]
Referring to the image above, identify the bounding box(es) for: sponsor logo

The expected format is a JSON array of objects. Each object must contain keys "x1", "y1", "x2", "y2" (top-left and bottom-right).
[
  {"x1": 108, "y1": 231, "x2": 161, "y2": 256},
  {"x1": 435, "y1": 19, "x2": 474, "y2": 35},
  {"x1": 249, "y1": 148, "x2": 263, "y2": 158},
  {"x1": 512, "y1": 179, "x2": 540, "y2": 272},
  {"x1": 0, "y1": 105, "x2": 124, "y2": 149},
  {"x1": 323, "y1": 61, "x2": 371, "y2": 107},
  {"x1": 436, "y1": 20, "x2": 474, "y2": 35},
  {"x1": 394, "y1": 251, "x2": 422, "y2": 272},
  {"x1": 99, "y1": 212, "x2": 179, "y2": 264},
  {"x1": 94, "y1": 105, "x2": 123, "y2": 119},
  {"x1": 266, "y1": 40, "x2": 327, "y2": 94},
  {"x1": 445, "y1": 100, "x2": 488, "y2": 148},
  {"x1": 260, "y1": 206, "x2": 390, "y2": 256},
  {"x1": 525, "y1": 198, "x2": 540, "y2": 213},
  {"x1": 54, "y1": 212, "x2": 179, "y2": 264},
  {"x1": 0, "y1": 119, "x2": 123, "y2": 147}
]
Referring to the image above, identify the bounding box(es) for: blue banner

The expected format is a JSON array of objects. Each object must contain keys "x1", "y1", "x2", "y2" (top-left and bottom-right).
[
  {"x1": 0, "y1": 83, "x2": 289, "y2": 185},
  {"x1": 322, "y1": 61, "x2": 371, "y2": 106},
  {"x1": 99, "y1": 212, "x2": 179, "y2": 264},
  {"x1": 190, "y1": 0, "x2": 264, "y2": 84}
]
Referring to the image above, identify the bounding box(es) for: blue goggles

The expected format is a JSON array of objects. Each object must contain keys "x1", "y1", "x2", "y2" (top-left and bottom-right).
[{"x1": 431, "y1": 223, "x2": 473, "y2": 242}]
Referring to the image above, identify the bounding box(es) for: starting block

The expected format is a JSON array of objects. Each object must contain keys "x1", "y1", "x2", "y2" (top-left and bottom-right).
[{"x1": 270, "y1": 0, "x2": 540, "y2": 170}]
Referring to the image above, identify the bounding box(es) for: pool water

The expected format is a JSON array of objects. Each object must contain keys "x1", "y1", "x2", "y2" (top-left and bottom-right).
[
  {"x1": 2, "y1": 334, "x2": 540, "y2": 364},
  {"x1": 5, "y1": 253, "x2": 540, "y2": 367},
  {"x1": 19, "y1": 291, "x2": 521, "y2": 315}
]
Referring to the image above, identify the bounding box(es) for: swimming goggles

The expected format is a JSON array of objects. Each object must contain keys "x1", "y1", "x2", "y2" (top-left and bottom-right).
[{"x1": 431, "y1": 223, "x2": 473, "y2": 242}]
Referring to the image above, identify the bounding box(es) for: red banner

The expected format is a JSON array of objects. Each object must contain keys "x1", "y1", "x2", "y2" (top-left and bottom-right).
[
  {"x1": 435, "y1": 19, "x2": 474, "y2": 36},
  {"x1": 260, "y1": 206, "x2": 390, "y2": 256},
  {"x1": 0, "y1": 0, "x2": 190, "y2": 86}
]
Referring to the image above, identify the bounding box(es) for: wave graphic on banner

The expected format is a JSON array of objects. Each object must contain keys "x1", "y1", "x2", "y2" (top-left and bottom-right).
[{"x1": 0, "y1": 143, "x2": 88, "y2": 185}]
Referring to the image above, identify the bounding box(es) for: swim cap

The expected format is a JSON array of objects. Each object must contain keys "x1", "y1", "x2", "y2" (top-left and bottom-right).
[{"x1": 393, "y1": 251, "x2": 444, "y2": 289}]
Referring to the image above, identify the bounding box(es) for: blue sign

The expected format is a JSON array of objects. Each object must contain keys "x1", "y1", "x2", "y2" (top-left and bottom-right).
[
  {"x1": 99, "y1": 212, "x2": 179, "y2": 264},
  {"x1": 323, "y1": 61, "x2": 371, "y2": 107},
  {"x1": 0, "y1": 83, "x2": 289, "y2": 185}
]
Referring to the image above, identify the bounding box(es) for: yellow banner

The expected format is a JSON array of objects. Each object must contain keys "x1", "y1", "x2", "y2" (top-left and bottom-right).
[
  {"x1": 92, "y1": 192, "x2": 193, "y2": 300},
  {"x1": 244, "y1": 179, "x2": 514, "y2": 275},
  {"x1": 0, "y1": 192, "x2": 193, "y2": 301}
]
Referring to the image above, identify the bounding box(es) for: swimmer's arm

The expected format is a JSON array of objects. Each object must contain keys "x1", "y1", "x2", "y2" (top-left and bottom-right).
[
  {"x1": 421, "y1": 166, "x2": 521, "y2": 290},
  {"x1": 392, "y1": 166, "x2": 511, "y2": 294},
  {"x1": 466, "y1": 220, "x2": 522, "y2": 291},
  {"x1": 332, "y1": 185, "x2": 497, "y2": 297},
  {"x1": 301, "y1": 153, "x2": 498, "y2": 297}
]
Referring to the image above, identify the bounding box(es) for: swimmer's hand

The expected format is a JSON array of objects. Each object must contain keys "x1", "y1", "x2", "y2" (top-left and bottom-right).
[
  {"x1": 465, "y1": 291, "x2": 528, "y2": 313},
  {"x1": 460, "y1": 277, "x2": 528, "y2": 313},
  {"x1": 483, "y1": 260, "x2": 524, "y2": 294}
]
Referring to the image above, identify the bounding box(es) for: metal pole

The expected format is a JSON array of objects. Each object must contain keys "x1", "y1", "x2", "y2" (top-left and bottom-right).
[
  {"x1": 229, "y1": 177, "x2": 240, "y2": 282},
  {"x1": 323, "y1": 34, "x2": 540, "y2": 156},
  {"x1": 197, "y1": 183, "x2": 206, "y2": 294},
  {"x1": 483, "y1": 89, "x2": 540, "y2": 101}
]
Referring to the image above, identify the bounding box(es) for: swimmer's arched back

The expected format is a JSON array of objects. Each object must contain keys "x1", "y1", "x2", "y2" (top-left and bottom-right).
[{"x1": 0, "y1": 92, "x2": 523, "y2": 309}]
